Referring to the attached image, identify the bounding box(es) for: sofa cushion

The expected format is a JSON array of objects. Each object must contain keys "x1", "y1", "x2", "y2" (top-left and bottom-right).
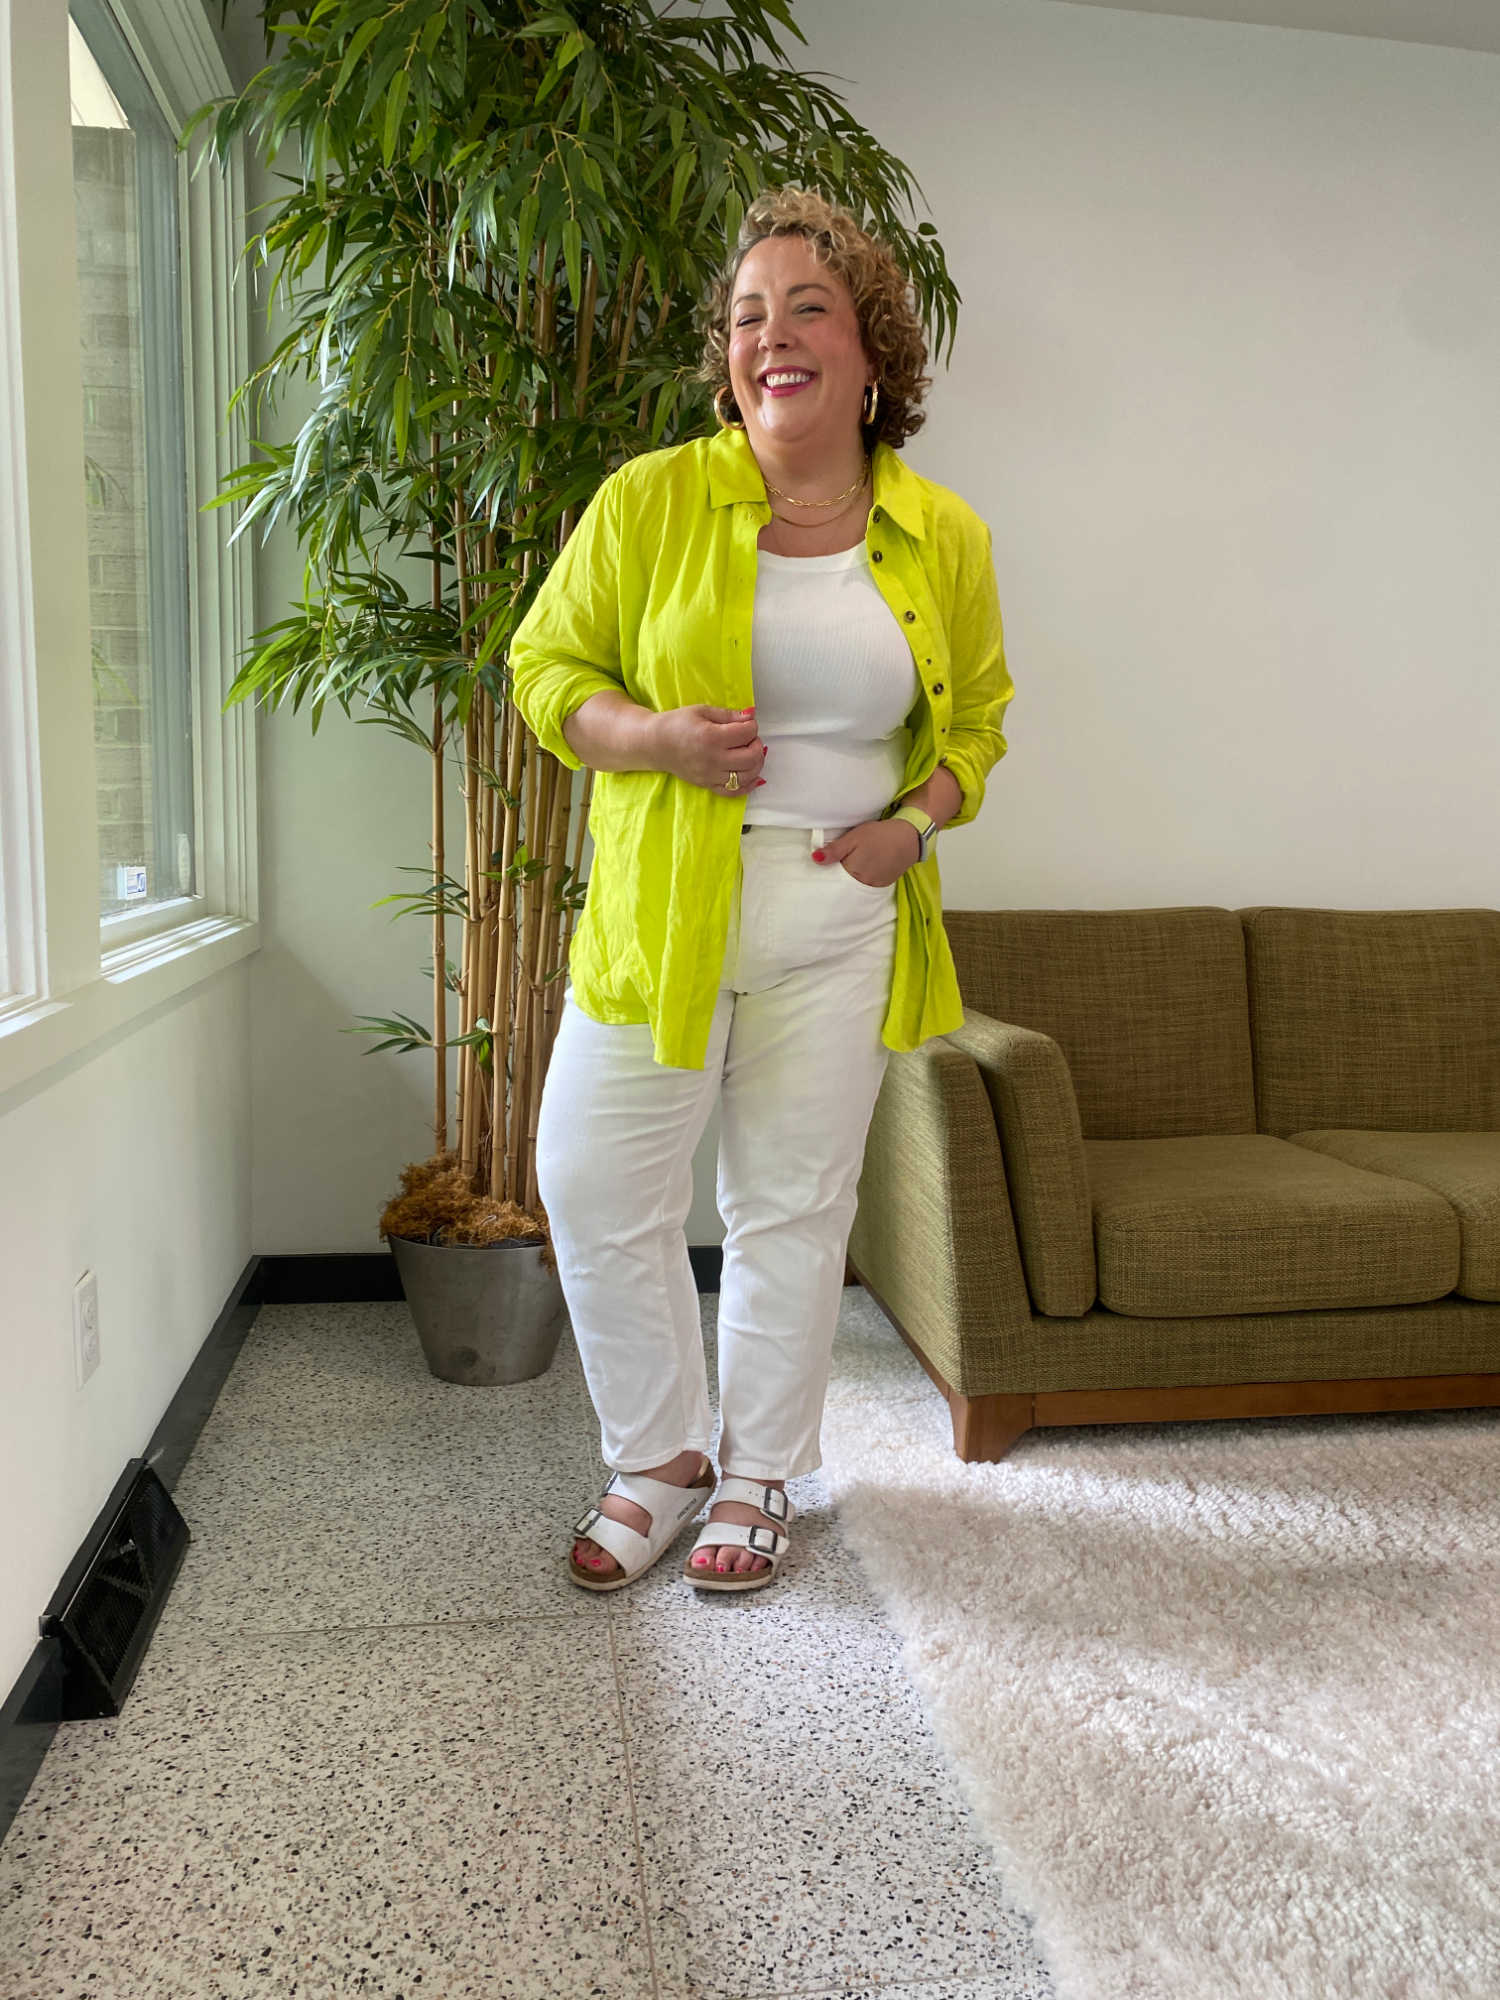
[
  {"x1": 944, "y1": 908, "x2": 1256, "y2": 1140},
  {"x1": 1241, "y1": 908, "x2": 1500, "y2": 1136},
  {"x1": 1289, "y1": 1131, "x2": 1500, "y2": 1302},
  {"x1": 1085, "y1": 1134, "x2": 1460, "y2": 1317}
]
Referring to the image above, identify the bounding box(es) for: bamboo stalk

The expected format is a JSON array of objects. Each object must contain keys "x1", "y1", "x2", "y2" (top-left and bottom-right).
[
  {"x1": 430, "y1": 686, "x2": 447, "y2": 1155},
  {"x1": 573, "y1": 254, "x2": 599, "y2": 409},
  {"x1": 479, "y1": 541, "x2": 497, "y2": 869},
  {"x1": 604, "y1": 266, "x2": 626, "y2": 395},
  {"x1": 515, "y1": 760, "x2": 566, "y2": 1201},
  {"x1": 614, "y1": 257, "x2": 645, "y2": 390},
  {"x1": 524, "y1": 754, "x2": 559, "y2": 993},
  {"x1": 457, "y1": 700, "x2": 482, "y2": 1176},
  {"x1": 522, "y1": 977, "x2": 546, "y2": 1214},
  {"x1": 489, "y1": 716, "x2": 525, "y2": 1201},
  {"x1": 530, "y1": 752, "x2": 573, "y2": 1173},
  {"x1": 636, "y1": 289, "x2": 674, "y2": 430},
  {"x1": 427, "y1": 418, "x2": 448, "y2": 1156},
  {"x1": 557, "y1": 765, "x2": 592, "y2": 971},
  {"x1": 454, "y1": 476, "x2": 481, "y2": 1173},
  {"x1": 467, "y1": 899, "x2": 497, "y2": 1175},
  {"x1": 506, "y1": 870, "x2": 532, "y2": 1203},
  {"x1": 508, "y1": 741, "x2": 553, "y2": 1207}
]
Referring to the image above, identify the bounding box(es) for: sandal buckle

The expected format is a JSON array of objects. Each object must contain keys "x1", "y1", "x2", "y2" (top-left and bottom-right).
[
  {"x1": 760, "y1": 1486, "x2": 789, "y2": 1522},
  {"x1": 574, "y1": 1508, "x2": 602, "y2": 1535},
  {"x1": 747, "y1": 1524, "x2": 780, "y2": 1556}
]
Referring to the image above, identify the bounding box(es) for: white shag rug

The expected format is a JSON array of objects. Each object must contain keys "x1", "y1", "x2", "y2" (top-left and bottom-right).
[{"x1": 821, "y1": 1293, "x2": 1500, "y2": 2000}]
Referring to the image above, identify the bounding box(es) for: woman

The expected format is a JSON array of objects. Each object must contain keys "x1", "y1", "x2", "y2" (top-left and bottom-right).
[{"x1": 511, "y1": 187, "x2": 1012, "y2": 1595}]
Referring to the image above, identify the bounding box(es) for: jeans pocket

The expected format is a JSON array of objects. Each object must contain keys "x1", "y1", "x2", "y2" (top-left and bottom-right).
[{"x1": 838, "y1": 862, "x2": 896, "y2": 897}]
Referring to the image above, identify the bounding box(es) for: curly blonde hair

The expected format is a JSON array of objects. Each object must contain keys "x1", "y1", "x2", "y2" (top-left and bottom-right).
[{"x1": 697, "y1": 187, "x2": 930, "y2": 450}]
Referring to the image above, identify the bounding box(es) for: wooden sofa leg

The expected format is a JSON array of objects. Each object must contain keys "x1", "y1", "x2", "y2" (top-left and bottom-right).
[{"x1": 950, "y1": 1392, "x2": 1033, "y2": 1463}]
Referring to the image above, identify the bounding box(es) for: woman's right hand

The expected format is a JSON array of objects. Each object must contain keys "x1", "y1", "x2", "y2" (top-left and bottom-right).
[{"x1": 650, "y1": 705, "x2": 767, "y2": 795}]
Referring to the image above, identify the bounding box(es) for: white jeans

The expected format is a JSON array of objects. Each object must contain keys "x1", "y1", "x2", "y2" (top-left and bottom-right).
[{"x1": 536, "y1": 825, "x2": 898, "y2": 1482}]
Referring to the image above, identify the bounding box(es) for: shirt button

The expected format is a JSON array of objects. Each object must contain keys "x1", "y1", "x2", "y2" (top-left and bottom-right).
[
  {"x1": 932, "y1": 682, "x2": 944, "y2": 695},
  {"x1": 903, "y1": 610, "x2": 916, "y2": 624},
  {"x1": 871, "y1": 549, "x2": 883, "y2": 562},
  {"x1": 872, "y1": 508, "x2": 882, "y2": 522}
]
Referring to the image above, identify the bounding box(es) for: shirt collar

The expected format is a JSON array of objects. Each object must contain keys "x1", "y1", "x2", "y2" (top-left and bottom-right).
[{"x1": 705, "y1": 426, "x2": 927, "y2": 541}]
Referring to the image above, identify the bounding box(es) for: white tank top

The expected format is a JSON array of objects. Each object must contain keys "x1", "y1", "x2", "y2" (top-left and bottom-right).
[{"x1": 741, "y1": 542, "x2": 920, "y2": 831}]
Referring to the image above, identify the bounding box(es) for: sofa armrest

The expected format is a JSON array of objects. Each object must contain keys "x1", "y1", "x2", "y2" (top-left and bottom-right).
[
  {"x1": 850, "y1": 1035, "x2": 1035, "y2": 1397},
  {"x1": 944, "y1": 1011, "x2": 1096, "y2": 1317}
]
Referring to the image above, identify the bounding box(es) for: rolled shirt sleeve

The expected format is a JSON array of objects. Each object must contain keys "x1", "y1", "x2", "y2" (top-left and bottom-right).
[
  {"x1": 508, "y1": 471, "x2": 627, "y2": 771},
  {"x1": 938, "y1": 519, "x2": 1013, "y2": 828}
]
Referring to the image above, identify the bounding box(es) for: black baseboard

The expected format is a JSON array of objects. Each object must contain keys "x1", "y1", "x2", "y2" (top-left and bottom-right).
[
  {"x1": 253, "y1": 1246, "x2": 725, "y2": 1300},
  {"x1": 689, "y1": 1246, "x2": 723, "y2": 1292},
  {"x1": 0, "y1": 1642, "x2": 63, "y2": 1848},
  {"x1": 251, "y1": 1251, "x2": 405, "y2": 1304}
]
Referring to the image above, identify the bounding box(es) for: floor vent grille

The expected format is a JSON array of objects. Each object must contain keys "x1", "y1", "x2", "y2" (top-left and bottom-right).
[{"x1": 40, "y1": 1459, "x2": 190, "y2": 1719}]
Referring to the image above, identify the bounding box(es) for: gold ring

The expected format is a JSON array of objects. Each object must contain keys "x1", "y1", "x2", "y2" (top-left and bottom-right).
[{"x1": 725, "y1": 771, "x2": 741, "y2": 793}]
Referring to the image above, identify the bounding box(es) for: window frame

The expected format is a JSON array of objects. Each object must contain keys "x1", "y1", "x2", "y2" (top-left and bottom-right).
[{"x1": 0, "y1": 0, "x2": 257, "y2": 1093}]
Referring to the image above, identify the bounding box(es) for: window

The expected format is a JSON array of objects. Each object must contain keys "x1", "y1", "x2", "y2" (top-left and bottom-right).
[
  {"x1": 0, "y1": 0, "x2": 257, "y2": 1090},
  {"x1": 69, "y1": 2, "x2": 194, "y2": 926}
]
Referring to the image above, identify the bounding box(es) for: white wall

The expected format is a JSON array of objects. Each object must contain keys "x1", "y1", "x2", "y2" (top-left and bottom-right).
[
  {"x1": 801, "y1": 0, "x2": 1500, "y2": 915},
  {"x1": 246, "y1": 0, "x2": 1500, "y2": 1251},
  {"x1": 0, "y1": 974, "x2": 252, "y2": 1697}
]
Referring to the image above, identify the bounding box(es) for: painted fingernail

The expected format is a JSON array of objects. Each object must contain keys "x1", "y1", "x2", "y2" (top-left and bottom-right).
[
  {"x1": 754, "y1": 780, "x2": 767, "y2": 788},
  {"x1": 811, "y1": 849, "x2": 826, "y2": 863}
]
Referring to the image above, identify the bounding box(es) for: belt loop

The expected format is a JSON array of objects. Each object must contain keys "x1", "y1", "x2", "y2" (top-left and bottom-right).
[{"x1": 810, "y1": 826, "x2": 825, "y2": 855}]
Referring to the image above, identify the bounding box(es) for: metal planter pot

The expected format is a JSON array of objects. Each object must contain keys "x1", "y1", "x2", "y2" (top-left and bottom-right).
[{"x1": 389, "y1": 1236, "x2": 568, "y2": 1386}]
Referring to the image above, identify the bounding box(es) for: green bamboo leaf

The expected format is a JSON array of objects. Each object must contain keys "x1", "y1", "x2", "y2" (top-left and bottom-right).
[
  {"x1": 381, "y1": 69, "x2": 409, "y2": 169},
  {"x1": 667, "y1": 146, "x2": 697, "y2": 226},
  {"x1": 561, "y1": 217, "x2": 582, "y2": 314},
  {"x1": 333, "y1": 15, "x2": 383, "y2": 99},
  {"x1": 392, "y1": 373, "x2": 411, "y2": 460}
]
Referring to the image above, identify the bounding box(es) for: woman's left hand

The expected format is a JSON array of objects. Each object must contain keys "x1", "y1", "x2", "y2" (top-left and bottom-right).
[{"x1": 813, "y1": 818, "x2": 921, "y2": 888}]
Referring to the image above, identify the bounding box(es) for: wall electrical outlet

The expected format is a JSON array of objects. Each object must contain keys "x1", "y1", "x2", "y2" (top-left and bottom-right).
[{"x1": 73, "y1": 1271, "x2": 101, "y2": 1387}]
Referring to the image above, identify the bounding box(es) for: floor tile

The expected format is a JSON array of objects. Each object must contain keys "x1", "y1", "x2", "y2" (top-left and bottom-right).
[
  {"x1": 202, "y1": 1302, "x2": 592, "y2": 1447},
  {"x1": 167, "y1": 1305, "x2": 609, "y2": 1631},
  {"x1": 761, "y1": 1981, "x2": 1050, "y2": 2000},
  {"x1": 612, "y1": 1595, "x2": 1041, "y2": 1999},
  {"x1": 0, "y1": 1619, "x2": 654, "y2": 2000}
]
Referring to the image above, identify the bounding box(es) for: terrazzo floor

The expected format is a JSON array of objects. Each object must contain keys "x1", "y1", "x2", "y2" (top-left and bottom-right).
[{"x1": 0, "y1": 1291, "x2": 1052, "y2": 2000}]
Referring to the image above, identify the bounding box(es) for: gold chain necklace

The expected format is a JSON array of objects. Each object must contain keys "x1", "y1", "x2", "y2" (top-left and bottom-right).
[
  {"x1": 762, "y1": 457, "x2": 870, "y2": 510},
  {"x1": 767, "y1": 486, "x2": 869, "y2": 533}
]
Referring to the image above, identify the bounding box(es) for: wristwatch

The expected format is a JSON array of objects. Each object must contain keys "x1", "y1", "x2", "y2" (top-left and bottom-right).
[{"x1": 885, "y1": 801, "x2": 938, "y2": 864}]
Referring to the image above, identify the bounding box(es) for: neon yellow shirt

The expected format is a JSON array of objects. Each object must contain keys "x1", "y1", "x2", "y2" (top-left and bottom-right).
[{"x1": 510, "y1": 427, "x2": 1013, "y2": 1070}]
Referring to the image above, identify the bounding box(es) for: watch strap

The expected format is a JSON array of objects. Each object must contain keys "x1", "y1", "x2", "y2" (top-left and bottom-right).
[{"x1": 886, "y1": 801, "x2": 937, "y2": 863}]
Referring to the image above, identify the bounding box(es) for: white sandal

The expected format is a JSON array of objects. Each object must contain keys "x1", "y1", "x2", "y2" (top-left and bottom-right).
[
  {"x1": 566, "y1": 1457, "x2": 715, "y2": 1593},
  {"x1": 683, "y1": 1477, "x2": 795, "y2": 1593}
]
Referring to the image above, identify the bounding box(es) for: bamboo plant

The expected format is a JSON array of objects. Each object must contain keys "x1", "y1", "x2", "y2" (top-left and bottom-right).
[{"x1": 191, "y1": 0, "x2": 959, "y2": 1238}]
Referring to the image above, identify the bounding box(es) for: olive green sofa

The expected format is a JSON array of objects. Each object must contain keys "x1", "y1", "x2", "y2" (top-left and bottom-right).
[{"x1": 848, "y1": 907, "x2": 1500, "y2": 1461}]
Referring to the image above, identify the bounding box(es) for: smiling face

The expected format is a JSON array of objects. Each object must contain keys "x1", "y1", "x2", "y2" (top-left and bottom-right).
[{"x1": 726, "y1": 233, "x2": 875, "y2": 463}]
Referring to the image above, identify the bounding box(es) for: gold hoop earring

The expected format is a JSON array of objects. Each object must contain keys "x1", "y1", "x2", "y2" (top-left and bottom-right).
[
  {"x1": 862, "y1": 381, "x2": 881, "y2": 428},
  {"x1": 715, "y1": 387, "x2": 745, "y2": 430}
]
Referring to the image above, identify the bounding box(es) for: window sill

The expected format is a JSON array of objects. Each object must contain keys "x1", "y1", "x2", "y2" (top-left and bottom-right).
[{"x1": 0, "y1": 914, "x2": 259, "y2": 1102}]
